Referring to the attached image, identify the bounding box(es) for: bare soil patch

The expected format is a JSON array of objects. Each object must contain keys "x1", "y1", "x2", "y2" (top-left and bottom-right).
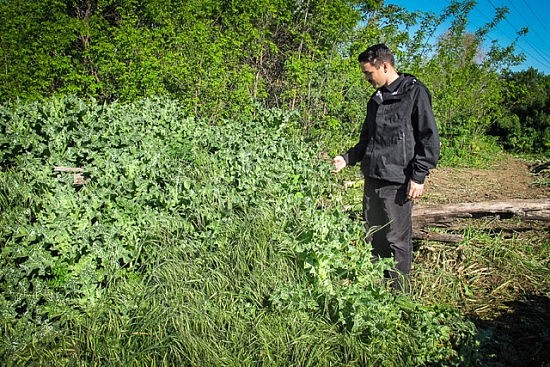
[{"x1": 423, "y1": 156, "x2": 549, "y2": 204}]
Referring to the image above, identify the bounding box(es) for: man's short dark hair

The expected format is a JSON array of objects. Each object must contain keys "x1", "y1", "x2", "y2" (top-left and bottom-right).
[{"x1": 358, "y1": 44, "x2": 395, "y2": 67}]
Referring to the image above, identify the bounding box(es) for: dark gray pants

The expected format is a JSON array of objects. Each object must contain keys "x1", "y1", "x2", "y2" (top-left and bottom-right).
[{"x1": 363, "y1": 177, "x2": 413, "y2": 289}]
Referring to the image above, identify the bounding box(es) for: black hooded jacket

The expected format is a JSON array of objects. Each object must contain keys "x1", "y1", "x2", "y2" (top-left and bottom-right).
[{"x1": 343, "y1": 73, "x2": 440, "y2": 184}]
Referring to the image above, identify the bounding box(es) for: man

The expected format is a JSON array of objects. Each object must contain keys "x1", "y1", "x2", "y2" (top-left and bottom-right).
[{"x1": 332, "y1": 44, "x2": 440, "y2": 291}]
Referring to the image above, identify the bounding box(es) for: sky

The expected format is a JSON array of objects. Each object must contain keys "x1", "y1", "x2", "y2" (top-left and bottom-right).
[{"x1": 386, "y1": 0, "x2": 550, "y2": 74}]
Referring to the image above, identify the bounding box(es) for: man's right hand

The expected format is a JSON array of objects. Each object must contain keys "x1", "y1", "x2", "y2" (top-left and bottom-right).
[{"x1": 331, "y1": 155, "x2": 347, "y2": 174}]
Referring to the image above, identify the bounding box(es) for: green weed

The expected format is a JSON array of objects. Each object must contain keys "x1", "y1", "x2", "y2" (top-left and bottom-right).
[{"x1": 1, "y1": 96, "x2": 478, "y2": 366}]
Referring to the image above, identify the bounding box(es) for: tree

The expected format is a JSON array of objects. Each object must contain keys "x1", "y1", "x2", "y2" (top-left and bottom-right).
[
  {"x1": 391, "y1": 0, "x2": 526, "y2": 164},
  {"x1": 1, "y1": 0, "x2": 536, "y2": 161},
  {"x1": 494, "y1": 68, "x2": 550, "y2": 154}
]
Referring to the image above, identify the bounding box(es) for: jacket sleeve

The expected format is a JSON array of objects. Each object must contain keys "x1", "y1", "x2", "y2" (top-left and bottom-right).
[
  {"x1": 410, "y1": 84, "x2": 440, "y2": 184},
  {"x1": 342, "y1": 113, "x2": 369, "y2": 166}
]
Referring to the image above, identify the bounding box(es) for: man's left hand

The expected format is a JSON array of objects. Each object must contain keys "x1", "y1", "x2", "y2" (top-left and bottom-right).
[{"x1": 408, "y1": 180, "x2": 424, "y2": 201}]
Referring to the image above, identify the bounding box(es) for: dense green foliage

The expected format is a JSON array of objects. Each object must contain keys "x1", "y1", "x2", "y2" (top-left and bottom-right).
[
  {"x1": 1, "y1": 0, "x2": 547, "y2": 158},
  {"x1": 0, "y1": 96, "x2": 479, "y2": 365},
  {"x1": 0, "y1": 0, "x2": 372, "y2": 123},
  {"x1": 492, "y1": 68, "x2": 550, "y2": 154}
]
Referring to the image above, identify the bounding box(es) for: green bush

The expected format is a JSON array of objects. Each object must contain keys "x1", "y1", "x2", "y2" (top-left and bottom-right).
[{"x1": 0, "y1": 96, "x2": 477, "y2": 366}]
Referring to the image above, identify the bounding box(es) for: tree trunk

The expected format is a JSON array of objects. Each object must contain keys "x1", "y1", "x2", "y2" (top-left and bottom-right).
[{"x1": 412, "y1": 199, "x2": 550, "y2": 242}]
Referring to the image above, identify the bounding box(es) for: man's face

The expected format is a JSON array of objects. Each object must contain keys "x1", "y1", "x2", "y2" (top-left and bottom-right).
[{"x1": 360, "y1": 61, "x2": 387, "y2": 89}]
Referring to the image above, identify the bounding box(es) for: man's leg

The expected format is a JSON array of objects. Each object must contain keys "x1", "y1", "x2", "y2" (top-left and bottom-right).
[
  {"x1": 363, "y1": 178, "x2": 413, "y2": 290},
  {"x1": 363, "y1": 178, "x2": 390, "y2": 259}
]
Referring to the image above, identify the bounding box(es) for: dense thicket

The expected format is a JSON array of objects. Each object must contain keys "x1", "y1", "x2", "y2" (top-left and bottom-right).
[
  {"x1": 0, "y1": 0, "x2": 373, "y2": 123},
  {"x1": 0, "y1": 96, "x2": 477, "y2": 365},
  {"x1": 1, "y1": 0, "x2": 547, "y2": 157},
  {"x1": 492, "y1": 68, "x2": 550, "y2": 154}
]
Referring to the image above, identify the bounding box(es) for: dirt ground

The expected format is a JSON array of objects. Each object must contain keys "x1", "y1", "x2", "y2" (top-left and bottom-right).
[{"x1": 423, "y1": 156, "x2": 549, "y2": 204}]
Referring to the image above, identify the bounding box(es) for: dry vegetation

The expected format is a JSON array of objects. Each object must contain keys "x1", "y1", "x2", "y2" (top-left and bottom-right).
[{"x1": 412, "y1": 156, "x2": 549, "y2": 367}]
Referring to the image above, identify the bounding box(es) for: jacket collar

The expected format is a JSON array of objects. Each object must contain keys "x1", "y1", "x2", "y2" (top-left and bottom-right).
[
  {"x1": 382, "y1": 73, "x2": 405, "y2": 94},
  {"x1": 371, "y1": 73, "x2": 417, "y2": 104}
]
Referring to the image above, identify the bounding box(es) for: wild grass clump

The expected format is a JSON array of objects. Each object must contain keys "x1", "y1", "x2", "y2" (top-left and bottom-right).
[{"x1": 1, "y1": 96, "x2": 478, "y2": 366}]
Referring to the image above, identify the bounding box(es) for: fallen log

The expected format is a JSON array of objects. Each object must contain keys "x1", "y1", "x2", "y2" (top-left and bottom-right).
[
  {"x1": 53, "y1": 166, "x2": 84, "y2": 173},
  {"x1": 412, "y1": 198, "x2": 550, "y2": 242},
  {"x1": 413, "y1": 199, "x2": 550, "y2": 227},
  {"x1": 53, "y1": 166, "x2": 88, "y2": 186}
]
